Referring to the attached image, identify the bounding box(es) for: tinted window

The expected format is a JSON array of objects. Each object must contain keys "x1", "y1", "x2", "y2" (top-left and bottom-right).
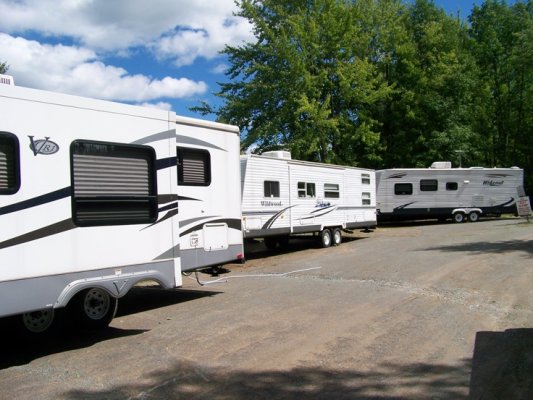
[
  {"x1": 324, "y1": 183, "x2": 340, "y2": 198},
  {"x1": 298, "y1": 182, "x2": 316, "y2": 198},
  {"x1": 178, "y1": 147, "x2": 211, "y2": 186},
  {"x1": 446, "y1": 182, "x2": 458, "y2": 191},
  {"x1": 0, "y1": 132, "x2": 20, "y2": 194},
  {"x1": 362, "y1": 174, "x2": 371, "y2": 184},
  {"x1": 420, "y1": 179, "x2": 438, "y2": 191},
  {"x1": 395, "y1": 183, "x2": 413, "y2": 195},
  {"x1": 264, "y1": 180, "x2": 280, "y2": 198},
  {"x1": 71, "y1": 140, "x2": 157, "y2": 226}
]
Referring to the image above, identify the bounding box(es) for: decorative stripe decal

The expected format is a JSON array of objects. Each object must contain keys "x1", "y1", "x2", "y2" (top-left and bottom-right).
[
  {"x1": 493, "y1": 197, "x2": 515, "y2": 207},
  {"x1": 310, "y1": 205, "x2": 336, "y2": 214},
  {"x1": 386, "y1": 173, "x2": 407, "y2": 179},
  {"x1": 158, "y1": 202, "x2": 178, "y2": 213},
  {"x1": 394, "y1": 202, "x2": 416, "y2": 210},
  {"x1": 156, "y1": 157, "x2": 177, "y2": 170},
  {"x1": 262, "y1": 206, "x2": 295, "y2": 230},
  {"x1": 176, "y1": 135, "x2": 226, "y2": 152},
  {"x1": 300, "y1": 206, "x2": 337, "y2": 220},
  {"x1": 158, "y1": 194, "x2": 179, "y2": 204},
  {"x1": 142, "y1": 208, "x2": 179, "y2": 230},
  {"x1": 0, "y1": 218, "x2": 76, "y2": 250},
  {"x1": 0, "y1": 187, "x2": 71, "y2": 216},
  {"x1": 180, "y1": 218, "x2": 242, "y2": 237},
  {"x1": 131, "y1": 130, "x2": 175, "y2": 145}
]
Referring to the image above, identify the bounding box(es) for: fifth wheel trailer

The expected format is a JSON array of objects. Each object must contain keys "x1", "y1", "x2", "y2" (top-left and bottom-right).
[
  {"x1": 376, "y1": 162, "x2": 524, "y2": 223},
  {"x1": 241, "y1": 151, "x2": 377, "y2": 248},
  {"x1": 0, "y1": 76, "x2": 243, "y2": 334}
]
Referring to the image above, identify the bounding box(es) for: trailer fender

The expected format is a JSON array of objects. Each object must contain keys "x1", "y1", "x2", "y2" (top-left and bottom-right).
[{"x1": 55, "y1": 269, "x2": 175, "y2": 308}]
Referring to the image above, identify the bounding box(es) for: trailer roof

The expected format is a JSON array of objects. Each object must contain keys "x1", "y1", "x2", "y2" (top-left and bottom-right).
[{"x1": 242, "y1": 153, "x2": 375, "y2": 172}]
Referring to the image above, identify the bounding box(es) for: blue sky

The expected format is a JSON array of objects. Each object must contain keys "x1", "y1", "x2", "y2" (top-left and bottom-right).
[{"x1": 0, "y1": 1, "x2": 508, "y2": 121}]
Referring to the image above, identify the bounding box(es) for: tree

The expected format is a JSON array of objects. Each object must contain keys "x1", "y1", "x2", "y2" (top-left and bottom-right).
[
  {"x1": 0, "y1": 61, "x2": 8, "y2": 74},
  {"x1": 375, "y1": 0, "x2": 479, "y2": 169},
  {"x1": 469, "y1": 0, "x2": 533, "y2": 189},
  {"x1": 204, "y1": 0, "x2": 394, "y2": 166}
]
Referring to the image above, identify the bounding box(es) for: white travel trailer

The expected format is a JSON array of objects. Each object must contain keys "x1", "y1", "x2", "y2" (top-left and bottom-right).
[
  {"x1": 376, "y1": 162, "x2": 524, "y2": 223},
  {"x1": 240, "y1": 151, "x2": 377, "y2": 248},
  {"x1": 0, "y1": 78, "x2": 243, "y2": 334}
]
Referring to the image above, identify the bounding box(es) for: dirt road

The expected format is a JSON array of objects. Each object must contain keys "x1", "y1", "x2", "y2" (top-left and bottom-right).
[{"x1": 1, "y1": 218, "x2": 532, "y2": 399}]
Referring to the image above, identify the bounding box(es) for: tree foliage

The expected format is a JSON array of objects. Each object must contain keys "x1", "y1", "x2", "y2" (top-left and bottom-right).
[
  {"x1": 199, "y1": 0, "x2": 533, "y2": 190},
  {"x1": 0, "y1": 61, "x2": 8, "y2": 74}
]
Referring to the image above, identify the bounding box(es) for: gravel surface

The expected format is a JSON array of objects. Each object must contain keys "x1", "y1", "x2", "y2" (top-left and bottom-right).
[{"x1": 0, "y1": 217, "x2": 531, "y2": 399}]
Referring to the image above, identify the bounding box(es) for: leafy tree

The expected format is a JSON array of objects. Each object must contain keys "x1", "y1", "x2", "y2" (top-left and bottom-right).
[
  {"x1": 197, "y1": 0, "x2": 531, "y2": 190},
  {"x1": 375, "y1": 0, "x2": 479, "y2": 169},
  {"x1": 203, "y1": 0, "x2": 394, "y2": 166},
  {"x1": 0, "y1": 61, "x2": 8, "y2": 74},
  {"x1": 469, "y1": 0, "x2": 533, "y2": 189}
]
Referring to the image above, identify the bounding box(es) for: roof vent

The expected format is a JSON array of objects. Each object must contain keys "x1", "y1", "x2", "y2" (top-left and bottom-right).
[
  {"x1": 430, "y1": 161, "x2": 452, "y2": 169},
  {"x1": 0, "y1": 74, "x2": 15, "y2": 86},
  {"x1": 262, "y1": 151, "x2": 292, "y2": 160}
]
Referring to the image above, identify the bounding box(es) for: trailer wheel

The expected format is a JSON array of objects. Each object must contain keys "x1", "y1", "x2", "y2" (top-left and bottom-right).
[
  {"x1": 468, "y1": 212, "x2": 480, "y2": 222},
  {"x1": 264, "y1": 237, "x2": 278, "y2": 250},
  {"x1": 21, "y1": 308, "x2": 55, "y2": 334},
  {"x1": 332, "y1": 228, "x2": 342, "y2": 246},
  {"x1": 453, "y1": 212, "x2": 465, "y2": 223},
  {"x1": 70, "y1": 288, "x2": 118, "y2": 330},
  {"x1": 319, "y1": 229, "x2": 332, "y2": 248}
]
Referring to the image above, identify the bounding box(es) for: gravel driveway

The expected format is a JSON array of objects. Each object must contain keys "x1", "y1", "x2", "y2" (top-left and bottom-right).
[{"x1": 0, "y1": 218, "x2": 531, "y2": 399}]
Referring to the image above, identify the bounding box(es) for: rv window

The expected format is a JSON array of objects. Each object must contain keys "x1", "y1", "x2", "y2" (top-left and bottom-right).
[
  {"x1": 324, "y1": 183, "x2": 340, "y2": 198},
  {"x1": 0, "y1": 132, "x2": 20, "y2": 194},
  {"x1": 177, "y1": 147, "x2": 211, "y2": 186},
  {"x1": 420, "y1": 179, "x2": 438, "y2": 191},
  {"x1": 362, "y1": 174, "x2": 371, "y2": 185},
  {"x1": 362, "y1": 192, "x2": 371, "y2": 205},
  {"x1": 446, "y1": 182, "x2": 458, "y2": 191},
  {"x1": 394, "y1": 183, "x2": 413, "y2": 195},
  {"x1": 264, "y1": 180, "x2": 280, "y2": 198},
  {"x1": 71, "y1": 140, "x2": 157, "y2": 226},
  {"x1": 298, "y1": 182, "x2": 316, "y2": 198}
]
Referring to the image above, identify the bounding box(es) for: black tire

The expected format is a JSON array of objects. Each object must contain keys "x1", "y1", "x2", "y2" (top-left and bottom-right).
[
  {"x1": 468, "y1": 212, "x2": 480, "y2": 222},
  {"x1": 69, "y1": 288, "x2": 117, "y2": 330},
  {"x1": 17, "y1": 308, "x2": 66, "y2": 337},
  {"x1": 278, "y1": 235, "x2": 290, "y2": 248},
  {"x1": 21, "y1": 308, "x2": 55, "y2": 334},
  {"x1": 319, "y1": 229, "x2": 332, "y2": 248},
  {"x1": 453, "y1": 212, "x2": 465, "y2": 223},
  {"x1": 332, "y1": 228, "x2": 342, "y2": 246},
  {"x1": 264, "y1": 237, "x2": 278, "y2": 250}
]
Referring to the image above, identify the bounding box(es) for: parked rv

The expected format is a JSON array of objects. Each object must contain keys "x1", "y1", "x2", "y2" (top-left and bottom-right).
[
  {"x1": 240, "y1": 151, "x2": 377, "y2": 248},
  {"x1": 376, "y1": 162, "x2": 524, "y2": 223},
  {"x1": 0, "y1": 76, "x2": 243, "y2": 334}
]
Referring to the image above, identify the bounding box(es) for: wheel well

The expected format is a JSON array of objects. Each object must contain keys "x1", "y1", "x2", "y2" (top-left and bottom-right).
[{"x1": 56, "y1": 274, "x2": 172, "y2": 308}]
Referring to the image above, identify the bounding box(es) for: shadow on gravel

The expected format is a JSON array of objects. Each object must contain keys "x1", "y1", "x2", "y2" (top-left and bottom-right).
[
  {"x1": 62, "y1": 359, "x2": 472, "y2": 400},
  {"x1": 470, "y1": 328, "x2": 533, "y2": 400},
  {"x1": 0, "y1": 287, "x2": 219, "y2": 370},
  {"x1": 116, "y1": 286, "x2": 221, "y2": 318},
  {"x1": 0, "y1": 325, "x2": 147, "y2": 370},
  {"x1": 243, "y1": 235, "x2": 369, "y2": 261},
  {"x1": 423, "y1": 239, "x2": 533, "y2": 258},
  {"x1": 57, "y1": 329, "x2": 533, "y2": 400}
]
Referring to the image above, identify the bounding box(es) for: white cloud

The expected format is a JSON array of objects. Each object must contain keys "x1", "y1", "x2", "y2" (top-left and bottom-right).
[
  {"x1": 0, "y1": 0, "x2": 254, "y2": 52},
  {"x1": 0, "y1": 0, "x2": 254, "y2": 107},
  {"x1": 138, "y1": 101, "x2": 173, "y2": 111},
  {"x1": 211, "y1": 63, "x2": 229, "y2": 74},
  {"x1": 0, "y1": 33, "x2": 207, "y2": 101}
]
